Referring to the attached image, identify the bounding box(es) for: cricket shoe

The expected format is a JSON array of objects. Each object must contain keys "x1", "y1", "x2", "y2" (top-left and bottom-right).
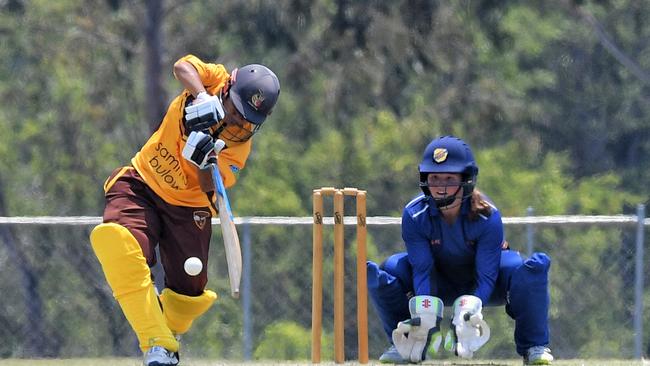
[
  {"x1": 523, "y1": 346, "x2": 553, "y2": 365},
  {"x1": 143, "y1": 345, "x2": 179, "y2": 366},
  {"x1": 379, "y1": 344, "x2": 408, "y2": 364}
]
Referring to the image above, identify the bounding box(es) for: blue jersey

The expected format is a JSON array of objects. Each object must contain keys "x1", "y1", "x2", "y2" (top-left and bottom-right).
[{"x1": 401, "y1": 193, "x2": 504, "y2": 303}]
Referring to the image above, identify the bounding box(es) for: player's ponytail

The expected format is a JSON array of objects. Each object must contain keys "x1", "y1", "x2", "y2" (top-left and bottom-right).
[{"x1": 469, "y1": 189, "x2": 492, "y2": 220}]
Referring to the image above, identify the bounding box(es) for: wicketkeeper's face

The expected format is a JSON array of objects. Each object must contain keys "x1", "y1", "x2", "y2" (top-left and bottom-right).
[{"x1": 426, "y1": 173, "x2": 463, "y2": 199}]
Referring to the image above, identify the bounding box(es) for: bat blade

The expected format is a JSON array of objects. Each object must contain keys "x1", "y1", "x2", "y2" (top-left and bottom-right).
[
  {"x1": 212, "y1": 164, "x2": 243, "y2": 299},
  {"x1": 217, "y1": 195, "x2": 242, "y2": 298}
]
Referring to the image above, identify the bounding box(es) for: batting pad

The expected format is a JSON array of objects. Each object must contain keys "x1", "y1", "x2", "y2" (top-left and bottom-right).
[
  {"x1": 160, "y1": 288, "x2": 217, "y2": 335},
  {"x1": 90, "y1": 223, "x2": 178, "y2": 352}
]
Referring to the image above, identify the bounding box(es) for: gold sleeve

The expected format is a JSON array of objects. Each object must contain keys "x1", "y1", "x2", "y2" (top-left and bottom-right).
[
  {"x1": 216, "y1": 139, "x2": 252, "y2": 188},
  {"x1": 174, "y1": 54, "x2": 229, "y2": 89}
]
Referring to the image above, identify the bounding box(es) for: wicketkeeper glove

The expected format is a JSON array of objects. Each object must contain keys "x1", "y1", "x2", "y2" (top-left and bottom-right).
[
  {"x1": 444, "y1": 295, "x2": 491, "y2": 358},
  {"x1": 184, "y1": 92, "x2": 226, "y2": 133},
  {"x1": 182, "y1": 131, "x2": 216, "y2": 169},
  {"x1": 392, "y1": 295, "x2": 444, "y2": 363}
]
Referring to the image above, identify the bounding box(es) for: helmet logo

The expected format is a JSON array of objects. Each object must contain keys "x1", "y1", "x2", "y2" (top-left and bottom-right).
[
  {"x1": 433, "y1": 148, "x2": 448, "y2": 163},
  {"x1": 248, "y1": 90, "x2": 265, "y2": 110}
]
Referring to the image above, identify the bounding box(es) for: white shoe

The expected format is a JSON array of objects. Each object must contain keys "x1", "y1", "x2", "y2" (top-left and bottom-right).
[
  {"x1": 143, "y1": 345, "x2": 179, "y2": 366},
  {"x1": 379, "y1": 344, "x2": 408, "y2": 364},
  {"x1": 524, "y1": 346, "x2": 553, "y2": 365}
]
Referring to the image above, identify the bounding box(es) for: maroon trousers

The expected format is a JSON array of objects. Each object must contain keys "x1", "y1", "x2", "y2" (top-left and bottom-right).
[{"x1": 102, "y1": 167, "x2": 212, "y2": 296}]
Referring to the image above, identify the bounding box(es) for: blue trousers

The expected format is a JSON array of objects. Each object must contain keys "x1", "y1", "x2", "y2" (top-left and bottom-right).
[{"x1": 367, "y1": 250, "x2": 550, "y2": 356}]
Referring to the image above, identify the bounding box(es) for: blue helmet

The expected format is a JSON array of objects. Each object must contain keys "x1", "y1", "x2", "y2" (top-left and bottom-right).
[{"x1": 419, "y1": 136, "x2": 478, "y2": 205}]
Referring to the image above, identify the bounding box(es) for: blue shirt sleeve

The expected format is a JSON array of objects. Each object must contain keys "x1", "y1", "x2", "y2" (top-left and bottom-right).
[
  {"x1": 472, "y1": 209, "x2": 504, "y2": 303},
  {"x1": 401, "y1": 207, "x2": 435, "y2": 296}
]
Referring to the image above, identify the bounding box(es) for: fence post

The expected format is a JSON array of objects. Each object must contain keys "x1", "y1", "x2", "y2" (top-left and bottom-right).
[
  {"x1": 634, "y1": 204, "x2": 645, "y2": 359},
  {"x1": 526, "y1": 207, "x2": 534, "y2": 257},
  {"x1": 242, "y1": 223, "x2": 253, "y2": 360}
]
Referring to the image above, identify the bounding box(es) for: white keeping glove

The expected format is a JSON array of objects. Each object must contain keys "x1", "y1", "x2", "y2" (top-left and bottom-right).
[
  {"x1": 182, "y1": 131, "x2": 216, "y2": 169},
  {"x1": 392, "y1": 296, "x2": 444, "y2": 363},
  {"x1": 184, "y1": 91, "x2": 226, "y2": 133},
  {"x1": 444, "y1": 295, "x2": 491, "y2": 358}
]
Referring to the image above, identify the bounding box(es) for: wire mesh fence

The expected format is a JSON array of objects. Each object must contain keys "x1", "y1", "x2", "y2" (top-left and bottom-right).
[{"x1": 0, "y1": 211, "x2": 648, "y2": 361}]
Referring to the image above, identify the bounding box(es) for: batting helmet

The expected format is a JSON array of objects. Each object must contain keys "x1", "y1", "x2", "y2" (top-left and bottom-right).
[
  {"x1": 229, "y1": 64, "x2": 280, "y2": 125},
  {"x1": 418, "y1": 136, "x2": 478, "y2": 206}
]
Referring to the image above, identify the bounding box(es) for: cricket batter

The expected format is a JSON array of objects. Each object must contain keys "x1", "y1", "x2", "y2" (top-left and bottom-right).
[
  {"x1": 367, "y1": 136, "x2": 553, "y2": 365},
  {"x1": 89, "y1": 55, "x2": 280, "y2": 365}
]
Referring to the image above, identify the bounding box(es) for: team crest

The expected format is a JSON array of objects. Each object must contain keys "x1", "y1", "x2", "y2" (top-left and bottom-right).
[
  {"x1": 193, "y1": 211, "x2": 210, "y2": 229},
  {"x1": 248, "y1": 90, "x2": 265, "y2": 110},
  {"x1": 433, "y1": 148, "x2": 448, "y2": 163}
]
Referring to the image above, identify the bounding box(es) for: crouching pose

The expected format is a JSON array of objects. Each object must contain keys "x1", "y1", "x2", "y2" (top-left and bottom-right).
[
  {"x1": 90, "y1": 54, "x2": 279, "y2": 365},
  {"x1": 368, "y1": 136, "x2": 553, "y2": 365}
]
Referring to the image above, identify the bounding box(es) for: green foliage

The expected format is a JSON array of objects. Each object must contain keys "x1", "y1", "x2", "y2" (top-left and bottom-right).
[
  {"x1": 253, "y1": 321, "x2": 311, "y2": 360},
  {"x1": 234, "y1": 131, "x2": 305, "y2": 216},
  {"x1": 477, "y1": 142, "x2": 639, "y2": 216},
  {"x1": 575, "y1": 174, "x2": 642, "y2": 214},
  {"x1": 477, "y1": 142, "x2": 571, "y2": 215},
  {"x1": 0, "y1": 0, "x2": 648, "y2": 361}
]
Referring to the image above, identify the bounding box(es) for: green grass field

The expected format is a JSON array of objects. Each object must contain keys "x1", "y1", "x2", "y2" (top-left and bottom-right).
[{"x1": 0, "y1": 359, "x2": 647, "y2": 366}]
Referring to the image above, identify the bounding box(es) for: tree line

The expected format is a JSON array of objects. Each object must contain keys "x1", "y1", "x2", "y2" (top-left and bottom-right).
[{"x1": 0, "y1": 0, "x2": 648, "y2": 360}]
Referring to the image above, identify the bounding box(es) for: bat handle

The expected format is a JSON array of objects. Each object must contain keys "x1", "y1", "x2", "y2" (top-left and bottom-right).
[
  {"x1": 214, "y1": 139, "x2": 226, "y2": 153},
  {"x1": 212, "y1": 164, "x2": 235, "y2": 220}
]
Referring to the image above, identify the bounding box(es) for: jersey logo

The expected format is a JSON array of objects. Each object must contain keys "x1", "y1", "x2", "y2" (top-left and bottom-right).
[
  {"x1": 433, "y1": 148, "x2": 448, "y2": 163},
  {"x1": 193, "y1": 210, "x2": 210, "y2": 229}
]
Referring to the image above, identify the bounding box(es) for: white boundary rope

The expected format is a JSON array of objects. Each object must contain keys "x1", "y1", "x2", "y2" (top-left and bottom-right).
[{"x1": 0, "y1": 215, "x2": 647, "y2": 226}]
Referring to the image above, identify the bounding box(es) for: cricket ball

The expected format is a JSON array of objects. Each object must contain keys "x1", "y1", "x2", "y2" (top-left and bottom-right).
[{"x1": 184, "y1": 257, "x2": 203, "y2": 276}]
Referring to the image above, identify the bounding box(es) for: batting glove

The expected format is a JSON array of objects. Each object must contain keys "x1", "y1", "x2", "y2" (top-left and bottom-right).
[
  {"x1": 182, "y1": 131, "x2": 216, "y2": 169},
  {"x1": 184, "y1": 92, "x2": 225, "y2": 133}
]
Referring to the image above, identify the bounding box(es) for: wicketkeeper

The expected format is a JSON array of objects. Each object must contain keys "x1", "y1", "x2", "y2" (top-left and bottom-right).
[
  {"x1": 89, "y1": 54, "x2": 279, "y2": 366},
  {"x1": 367, "y1": 136, "x2": 553, "y2": 365}
]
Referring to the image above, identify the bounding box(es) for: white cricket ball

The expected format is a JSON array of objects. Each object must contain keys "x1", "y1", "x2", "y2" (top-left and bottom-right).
[{"x1": 184, "y1": 257, "x2": 203, "y2": 276}]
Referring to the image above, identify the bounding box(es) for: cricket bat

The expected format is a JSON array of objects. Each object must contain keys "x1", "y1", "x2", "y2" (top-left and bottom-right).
[{"x1": 211, "y1": 140, "x2": 242, "y2": 299}]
